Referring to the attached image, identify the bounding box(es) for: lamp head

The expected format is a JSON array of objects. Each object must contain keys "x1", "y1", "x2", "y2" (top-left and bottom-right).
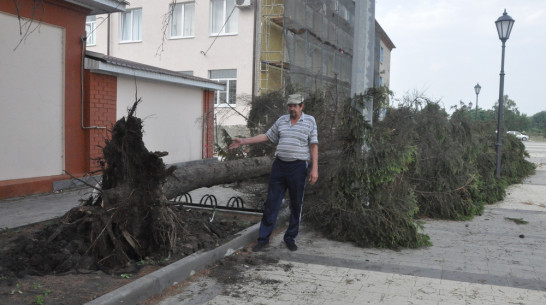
[
  {"x1": 474, "y1": 83, "x2": 481, "y2": 95},
  {"x1": 495, "y1": 9, "x2": 515, "y2": 42}
]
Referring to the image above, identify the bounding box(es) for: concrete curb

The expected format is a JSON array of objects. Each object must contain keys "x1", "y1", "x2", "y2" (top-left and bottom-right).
[
  {"x1": 85, "y1": 206, "x2": 290, "y2": 305},
  {"x1": 85, "y1": 222, "x2": 260, "y2": 305}
]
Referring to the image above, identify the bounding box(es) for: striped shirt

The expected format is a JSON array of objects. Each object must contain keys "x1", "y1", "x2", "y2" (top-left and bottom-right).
[{"x1": 266, "y1": 113, "x2": 318, "y2": 161}]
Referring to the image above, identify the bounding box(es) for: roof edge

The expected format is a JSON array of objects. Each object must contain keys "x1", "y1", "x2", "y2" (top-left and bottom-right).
[
  {"x1": 64, "y1": 0, "x2": 127, "y2": 14},
  {"x1": 84, "y1": 52, "x2": 225, "y2": 91},
  {"x1": 375, "y1": 20, "x2": 396, "y2": 50}
]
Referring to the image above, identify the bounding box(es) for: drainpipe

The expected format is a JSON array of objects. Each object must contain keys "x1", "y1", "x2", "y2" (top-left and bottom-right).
[
  {"x1": 107, "y1": 13, "x2": 111, "y2": 56},
  {"x1": 251, "y1": 2, "x2": 258, "y2": 97}
]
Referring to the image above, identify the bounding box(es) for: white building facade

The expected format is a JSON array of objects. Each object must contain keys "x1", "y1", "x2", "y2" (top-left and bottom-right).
[{"x1": 87, "y1": 0, "x2": 255, "y2": 128}]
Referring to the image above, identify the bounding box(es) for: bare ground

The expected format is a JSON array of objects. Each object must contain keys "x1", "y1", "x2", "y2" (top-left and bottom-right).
[
  {"x1": 0, "y1": 208, "x2": 261, "y2": 305},
  {"x1": 140, "y1": 227, "x2": 289, "y2": 305}
]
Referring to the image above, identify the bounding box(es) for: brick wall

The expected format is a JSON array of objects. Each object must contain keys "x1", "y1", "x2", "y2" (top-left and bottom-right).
[
  {"x1": 85, "y1": 71, "x2": 117, "y2": 172},
  {"x1": 0, "y1": 0, "x2": 90, "y2": 199}
]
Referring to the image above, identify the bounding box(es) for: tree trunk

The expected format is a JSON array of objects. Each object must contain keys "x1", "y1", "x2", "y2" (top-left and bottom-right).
[{"x1": 163, "y1": 156, "x2": 273, "y2": 199}]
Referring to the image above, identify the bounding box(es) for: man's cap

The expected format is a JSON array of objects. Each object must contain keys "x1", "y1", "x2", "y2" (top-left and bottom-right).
[{"x1": 287, "y1": 93, "x2": 304, "y2": 105}]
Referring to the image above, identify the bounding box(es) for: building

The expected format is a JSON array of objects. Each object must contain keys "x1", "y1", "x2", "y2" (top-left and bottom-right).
[
  {"x1": 87, "y1": 0, "x2": 395, "y2": 133},
  {"x1": 84, "y1": 51, "x2": 223, "y2": 166},
  {"x1": 0, "y1": 0, "x2": 223, "y2": 199},
  {"x1": 87, "y1": 0, "x2": 256, "y2": 135},
  {"x1": 375, "y1": 20, "x2": 395, "y2": 89},
  {"x1": 0, "y1": 0, "x2": 395, "y2": 199}
]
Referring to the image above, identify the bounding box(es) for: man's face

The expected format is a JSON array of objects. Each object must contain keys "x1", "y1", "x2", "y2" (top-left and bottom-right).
[{"x1": 288, "y1": 103, "x2": 304, "y2": 119}]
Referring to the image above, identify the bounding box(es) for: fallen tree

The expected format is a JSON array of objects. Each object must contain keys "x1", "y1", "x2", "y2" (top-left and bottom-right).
[
  {"x1": 0, "y1": 100, "x2": 272, "y2": 278},
  {"x1": 244, "y1": 89, "x2": 534, "y2": 249},
  {"x1": 163, "y1": 157, "x2": 272, "y2": 199}
]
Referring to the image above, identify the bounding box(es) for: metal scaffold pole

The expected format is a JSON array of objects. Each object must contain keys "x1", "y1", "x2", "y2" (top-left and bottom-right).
[{"x1": 351, "y1": 0, "x2": 375, "y2": 126}]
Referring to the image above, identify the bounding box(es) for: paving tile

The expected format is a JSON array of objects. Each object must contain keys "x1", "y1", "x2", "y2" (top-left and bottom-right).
[{"x1": 351, "y1": 292, "x2": 388, "y2": 304}]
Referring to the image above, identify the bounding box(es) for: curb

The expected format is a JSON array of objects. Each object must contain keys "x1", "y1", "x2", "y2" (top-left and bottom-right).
[
  {"x1": 85, "y1": 207, "x2": 289, "y2": 305},
  {"x1": 85, "y1": 222, "x2": 259, "y2": 305}
]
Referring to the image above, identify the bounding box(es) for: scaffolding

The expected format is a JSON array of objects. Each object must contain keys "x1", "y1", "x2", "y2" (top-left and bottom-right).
[
  {"x1": 259, "y1": 0, "x2": 355, "y2": 98},
  {"x1": 259, "y1": 0, "x2": 285, "y2": 94}
]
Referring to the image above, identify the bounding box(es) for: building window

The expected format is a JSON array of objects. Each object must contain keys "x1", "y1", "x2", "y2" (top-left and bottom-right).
[
  {"x1": 379, "y1": 76, "x2": 383, "y2": 86},
  {"x1": 210, "y1": 69, "x2": 237, "y2": 106},
  {"x1": 85, "y1": 16, "x2": 96, "y2": 46},
  {"x1": 333, "y1": 0, "x2": 351, "y2": 21},
  {"x1": 380, "y1": 46, "x2": 384, "y2": 63},
  {"x1": 120, "y1": 8, "x2": 142, "y2": 42},
  {"x1": 210, "y1": 0, "x2": 238, "y2": 35},
  {"x1": 170, "y1": 2, "x2": 195, "y2": 38}
]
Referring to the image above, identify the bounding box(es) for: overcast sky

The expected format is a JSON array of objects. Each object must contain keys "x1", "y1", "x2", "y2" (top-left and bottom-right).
[{"x1": 375, "y1": 0, "x2": 546, "y2": 116}]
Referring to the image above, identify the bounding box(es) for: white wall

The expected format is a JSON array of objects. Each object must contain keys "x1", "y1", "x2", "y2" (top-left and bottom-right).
[
  {"x1": 0, "y1": 12, "x2": 64, "y2": 180},
  {"x1": 116, "y1": 77, "x2": 203, "y2": 164},
  {"x1": 380, "y1": 40, "x2": 392, "y2": 88},
  {"x1": 88, "y1": 0, "x2": 255, "y2": 127}
]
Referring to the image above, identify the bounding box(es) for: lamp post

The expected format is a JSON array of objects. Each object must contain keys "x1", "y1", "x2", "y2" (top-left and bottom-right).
[
  {"x1": 494, "y1": 9, "x2": 515, "y2": 178},
  {"x1": 474, "y1": 83, "x2": 481, "y2": 119}
]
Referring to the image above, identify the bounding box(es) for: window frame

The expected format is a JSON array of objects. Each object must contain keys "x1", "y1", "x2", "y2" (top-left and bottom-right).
[
  {"x1": 209, "y1": 69, "x2": 237, "y2": 107},
  {"x1": 210, "y1": 0, "x2": 238, "y2": 36},
  {"x1": 85, "y1": 16, "x2": 96, "y2": 46},
  {"x1": 119, "y1": 8, "x2": 143, "y2": 43},
  {"x1": 170, "y1": 1, "x2": 195, "y2": 39}
]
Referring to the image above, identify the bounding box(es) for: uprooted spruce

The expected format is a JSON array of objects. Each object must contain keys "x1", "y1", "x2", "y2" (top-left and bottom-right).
[
  {"x1": 240, "y1": 88, "x2": 533, "y2": 250},
  {"x1": 0, "y1": 99, "x2": 272, "y2": 278}
]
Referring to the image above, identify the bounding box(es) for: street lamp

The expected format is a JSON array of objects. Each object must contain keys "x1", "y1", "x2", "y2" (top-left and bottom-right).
[
  {"x1": 494, "y1": 9, "x2": 515, "y2": 178},
  {"x1": 474, "y1": 83, "x2": 481, "y2": 119}
]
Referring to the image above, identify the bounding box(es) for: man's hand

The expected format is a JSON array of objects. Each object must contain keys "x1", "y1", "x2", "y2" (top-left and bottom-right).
[
  {"x1": 308, "y1": 168, "x2": 318, "y2": 185},
  {"x1": 229, "y1": 138, "x2": 243, "y2": 149},
  {"x1": 229, "y1": 134, "x2": 269, "y2": 150}
]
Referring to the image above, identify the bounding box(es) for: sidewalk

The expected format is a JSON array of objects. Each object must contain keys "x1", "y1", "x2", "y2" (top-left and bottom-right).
[
  {"x1": 0, "y1": 184, "x2": 258, "y2": 229},
  {"x1": 0, "y1": 187, "x2": 90, "y2": 229}
]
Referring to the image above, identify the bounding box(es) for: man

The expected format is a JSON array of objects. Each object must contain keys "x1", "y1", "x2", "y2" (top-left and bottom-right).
[{"x1": 229, "y1": 93, "x2": 319, "y2": 252}]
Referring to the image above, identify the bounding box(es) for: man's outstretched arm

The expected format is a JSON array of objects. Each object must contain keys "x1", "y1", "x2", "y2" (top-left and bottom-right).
[
  {"x1": 308, "y1": 143, "x2": 318, "y2": 185},
  {"x1": 229, "y1": 134, "x2": 270, "y2": 149}
]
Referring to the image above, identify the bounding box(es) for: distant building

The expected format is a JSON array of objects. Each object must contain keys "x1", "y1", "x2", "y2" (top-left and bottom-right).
[{"x1": 375, "y1": 20, "x2": 396, "y2": 89}]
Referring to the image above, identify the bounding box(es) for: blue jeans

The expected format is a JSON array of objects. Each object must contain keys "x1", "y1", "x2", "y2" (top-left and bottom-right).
[{"x1": 258, "y1": 158, "x2": 308, "y2": 245}]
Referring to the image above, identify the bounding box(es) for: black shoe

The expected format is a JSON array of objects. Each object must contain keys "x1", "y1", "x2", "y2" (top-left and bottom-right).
[
  {"x1": 252, "y1": 243, "x2": 267, "y2": 252},
  {"x1": 285, "y1": 242, "x2": 298, "y2": 251}
]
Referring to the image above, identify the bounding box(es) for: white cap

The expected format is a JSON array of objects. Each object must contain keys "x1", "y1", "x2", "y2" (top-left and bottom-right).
[{"x1": 287, "y1": 93, "x2": 304, "y2": 105}]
